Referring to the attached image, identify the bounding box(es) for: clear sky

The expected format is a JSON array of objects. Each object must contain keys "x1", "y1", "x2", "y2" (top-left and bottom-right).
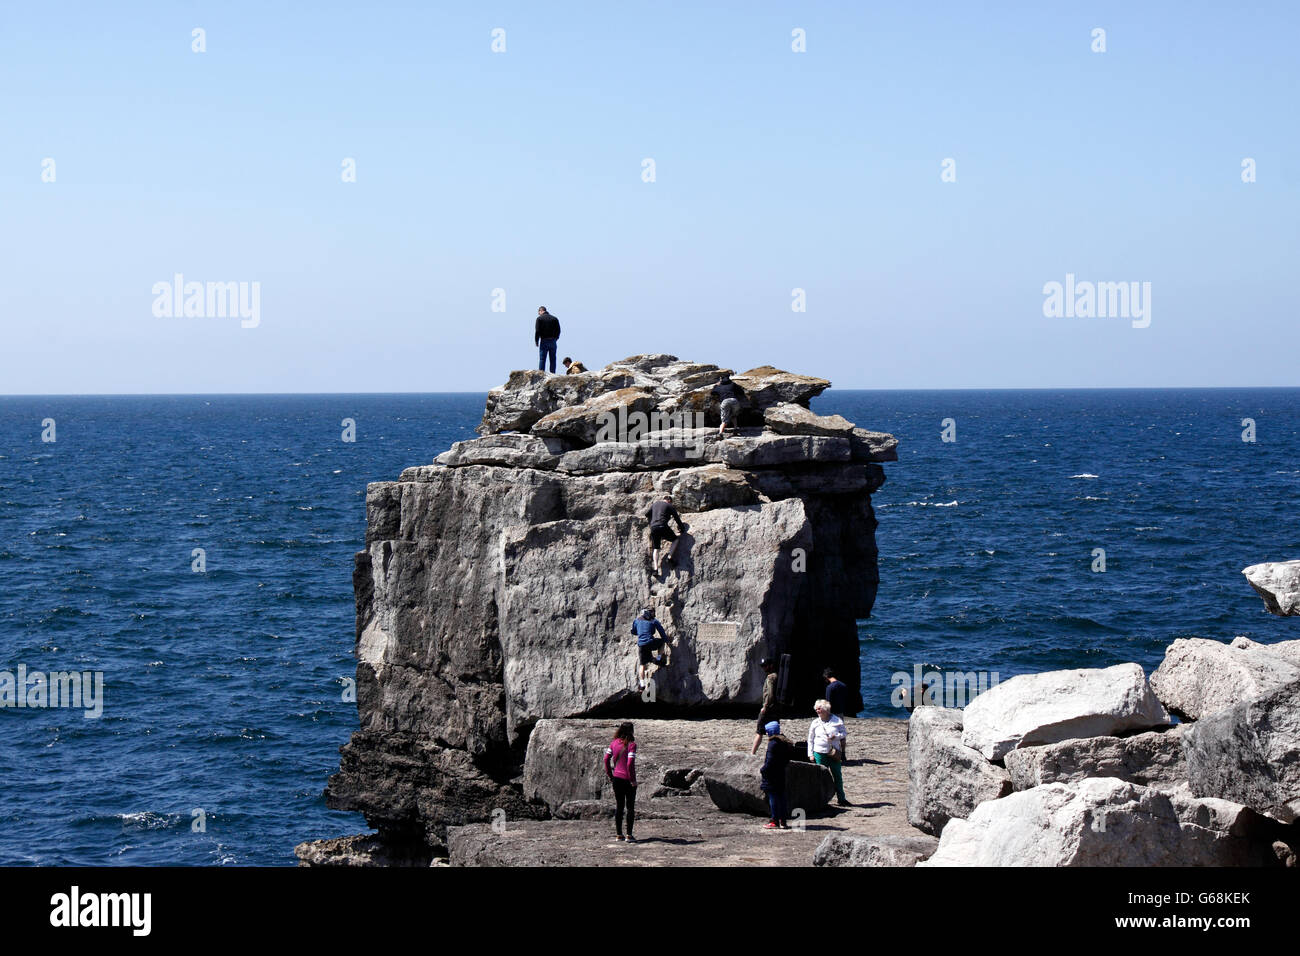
[{"x1": 2, "y1": 1, "x2": 1296, "y2": 393}]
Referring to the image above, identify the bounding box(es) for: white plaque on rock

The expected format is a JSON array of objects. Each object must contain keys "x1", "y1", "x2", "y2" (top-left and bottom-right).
[{"x1": 698, "y1": 621, "x2": 740, "y2": 642}]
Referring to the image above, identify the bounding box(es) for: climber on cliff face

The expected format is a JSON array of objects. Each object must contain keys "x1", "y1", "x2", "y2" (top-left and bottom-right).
[
  {"x1": 646, "y1": 493, "x2": 685, "y2": 575},
  {"x1": 631, "y1": 607, "x2": 671, "y2": 691},
  {"x1": 712, "y1": 376, "x2": 742, "y2": 437}
]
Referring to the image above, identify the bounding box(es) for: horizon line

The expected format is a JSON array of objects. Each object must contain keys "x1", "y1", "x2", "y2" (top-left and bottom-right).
[{"x1": 2, "y1": 383, "x2": 1298, "y2": 398}]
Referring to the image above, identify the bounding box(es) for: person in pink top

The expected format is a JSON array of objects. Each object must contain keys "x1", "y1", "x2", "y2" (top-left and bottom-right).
[{"x1": 603, "y1": 722, "x2": 637, "y2": 842}]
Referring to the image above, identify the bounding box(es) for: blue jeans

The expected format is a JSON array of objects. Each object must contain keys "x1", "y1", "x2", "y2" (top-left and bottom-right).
[
  {"x1": 538, "y1": 338, "x2": 557, "y2": 372},
  {"x1": 766, "y1": 790, "x2": 787, "y2": 823}
]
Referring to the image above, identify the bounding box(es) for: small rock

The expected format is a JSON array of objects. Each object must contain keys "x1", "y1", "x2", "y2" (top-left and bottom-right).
[
  {"x1": 1243, "y1": 560, "x2": 1300, "y2": 616},
  {"x1": 764, "y1": 403, "x2": 855, "y2": 438},
  {"x1": 729, "y1": 366, "x2": 830, "y2": 408},
  {"x1": 702, "y1": 751, "x2": 835, "y2": 817},
  {"x1": 813, "y1": 832, "x2": 939, "y2": 867}
]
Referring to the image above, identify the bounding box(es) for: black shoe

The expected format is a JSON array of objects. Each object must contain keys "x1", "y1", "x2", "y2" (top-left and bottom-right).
[
  {"x1": 836, "y1": 798, "x2": 851, "y2": 807},
  {"x1": 625, "y1": 835, "x2": 637, "y2": 843}
]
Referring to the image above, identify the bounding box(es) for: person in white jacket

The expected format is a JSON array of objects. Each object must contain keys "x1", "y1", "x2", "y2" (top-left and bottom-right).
[{"x1": 807, "y1": 699, "x2": 849, "y2": 806}]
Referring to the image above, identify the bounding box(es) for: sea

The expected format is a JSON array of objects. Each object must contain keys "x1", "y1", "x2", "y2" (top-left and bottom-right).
[{"x1": 1, "y1": 388, "x2": 1297, "y2": 865}]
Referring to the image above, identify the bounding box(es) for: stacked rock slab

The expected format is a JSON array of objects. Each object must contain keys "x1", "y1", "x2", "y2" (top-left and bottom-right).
[{"x1": 318, "y1": 356, "x2": 896, "y2": 853}]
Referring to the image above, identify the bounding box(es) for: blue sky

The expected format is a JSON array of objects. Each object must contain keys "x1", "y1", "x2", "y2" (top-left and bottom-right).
[{"x1": 2, "y1": 1, "x2": 1297, "y2": 393}]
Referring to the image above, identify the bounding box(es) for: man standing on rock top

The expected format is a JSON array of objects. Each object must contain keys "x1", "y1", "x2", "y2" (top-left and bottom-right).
[{"x1": 535, "y1": 306, "x2": 561, "y2": 373}]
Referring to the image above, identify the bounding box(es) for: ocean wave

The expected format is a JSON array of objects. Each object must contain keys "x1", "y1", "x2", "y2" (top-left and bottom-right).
[{"x1": 1069, "y1": 473, "x2": 1100, "y2": 479}]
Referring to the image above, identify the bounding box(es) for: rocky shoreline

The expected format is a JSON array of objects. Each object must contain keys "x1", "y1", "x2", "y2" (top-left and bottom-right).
[{"x1": 296, "y1": 357, "x2": 1300, "y2": 867}]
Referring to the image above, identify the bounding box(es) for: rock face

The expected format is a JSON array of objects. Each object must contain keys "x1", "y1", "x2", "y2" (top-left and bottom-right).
[
  {"x1": 1149, "y1": 637, "x2": 1300, "y2": 720},
  {"x1": 813, "y1": 833, "x2": 939, "y2": 867},
  {"x1": 1243, "y1": 561, "x2": 1300, "y2": 617},
  {"x1": 921, "y1": 778, "x2": 1280, "y2": 867},
  {"x1": 701, "y1": 751, "x2": 835, "y2": 817},
  {"x1": 960, "y1": 664, "x2": 1170, "y2": 762},
  {"x1": 1003, "y1": 727, "x2": 1187, "y2": 793},
  {"x1": 522, "y1": 719, "x2": 728, "y2": 809},
  {"x1": 907, "y1": 706, "x2": 1012, "y2": 835},
  {"x1": 319, "y1": 357, "x2": 896, "y2": 852},
  {"x1": 1183, "y1": 677, "x2": 1300, "y2": 823}
]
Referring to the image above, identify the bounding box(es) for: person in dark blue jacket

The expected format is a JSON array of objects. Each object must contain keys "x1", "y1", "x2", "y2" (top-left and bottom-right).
[
  {"x1": 759, "y1": 721, "x2": 793, "y2": 830},
  {"x1": 630, "y1": 607, "x2": 671, "y2": 690}
]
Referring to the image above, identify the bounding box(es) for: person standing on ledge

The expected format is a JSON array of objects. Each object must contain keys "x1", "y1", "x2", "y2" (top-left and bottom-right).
[
  {"x1": 646, "y1": 493, "x2": 685, "y2": 575},
  {"x1": 808, "y1": 699, "x2": 850, "y2": 806},
  {"x1": 603, "y1": 722, "x2": 637, "y2": 842},
  {"x1": 630, "y1": 607, "x2": 671, "y2": 691},
  {"x1": 535, "y1": 306, "x2": 561, "y2": 373},
  {"x1": 823, "y1": 667, "x2": 851, "y2": 763},
  {"x1": 750, "y1": 657, "x2": 780, "y2": 754},
  {"x1": 562, "y1": 356, "x2": 587, "y2": 374}
]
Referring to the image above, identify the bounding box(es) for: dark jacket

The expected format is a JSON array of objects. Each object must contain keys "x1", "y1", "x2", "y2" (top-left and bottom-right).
[
  {"x1": 760, "y1": 734, "x2": 793, "y2": 792},
  {"x1": 534, "y1": 312, "x2": 561, "y2": 344},
  {"x1": 646, "y1": 500, "x2": 683, "y2": 531},
  {"x1": 826, "y1": 678, "x2": 850, "y2": 716}
]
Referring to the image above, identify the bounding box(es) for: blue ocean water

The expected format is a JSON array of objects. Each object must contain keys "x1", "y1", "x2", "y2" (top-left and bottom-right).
[{"x1": 1, "y1": 389, "x2": 1297, "y2": 865}]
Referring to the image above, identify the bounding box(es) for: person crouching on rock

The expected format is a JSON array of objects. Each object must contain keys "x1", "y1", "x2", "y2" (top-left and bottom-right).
[
  {"x1": 562, "y1": 356, "x2": 587, "y2": 374},
  {"x1": 759, "y1": 721, "x2": 793, "y2": 830},
  {"x1": 604, "y1": 722, "x2": 637, "y2": 842},
  {"x1": 646, "y1": 494, "x2": 685, "y2": 575},
  {"x1": 631, "y1": 607, "x2": 671, "y2": 691},
  {"x1": 750, "y1": 657, "x2": 780, "y2": 754},
  {"x1": 808, "y1": 699, "x2": 850, "y2": 806}
]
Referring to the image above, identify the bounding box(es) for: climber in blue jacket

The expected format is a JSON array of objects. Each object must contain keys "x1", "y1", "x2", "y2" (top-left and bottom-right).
[{"x1": 630, "y1": 607, "x2": 671, "y2": 691}]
